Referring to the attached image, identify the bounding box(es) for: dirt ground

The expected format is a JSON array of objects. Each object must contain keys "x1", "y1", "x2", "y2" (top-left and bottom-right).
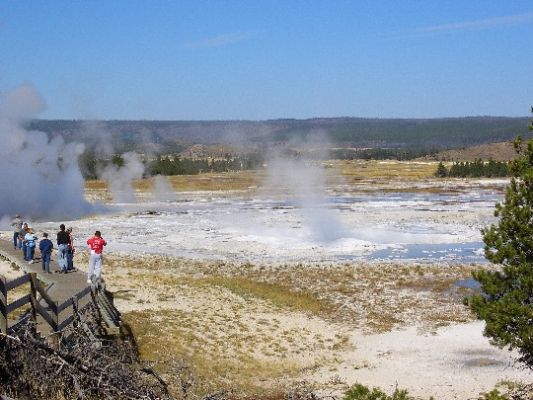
[{"x1": 62, "y1": 252, "x2": 531, "y2": 399}]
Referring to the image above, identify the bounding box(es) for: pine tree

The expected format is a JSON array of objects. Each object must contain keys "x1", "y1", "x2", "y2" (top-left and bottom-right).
[
  {"x1": 469, "y1": 112, "x2": 533, "y2": 367},
  {"x1": 435, "y1": 162, "x2": 448, "y2": 177}
]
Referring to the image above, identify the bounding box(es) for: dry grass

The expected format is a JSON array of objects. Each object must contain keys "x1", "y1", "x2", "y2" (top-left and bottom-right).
[
  {"x1": 117, "y1": 274, "x2": 341, "y2": 397},
  {"x1": 84, "y1": 250, "x2": 492, "y2": 396},
  {"x1": 186, "y1": 276, "x2": 334, "y2": 316},
  {"x1": 85, "y1": 170, "x2": 259, "y2": 200},
  {"x1": 329, "y1": 160, "x2": 439, "y2": 181},
  {"x1": 84, "y1": 161, "x2": 443, "y2": 202},
  {"x1": 123, "y1": 308, "x2": 308, "y2": 398},
  {"x1": 196, "y1": 261, "x2": 481, "y2": 333}
]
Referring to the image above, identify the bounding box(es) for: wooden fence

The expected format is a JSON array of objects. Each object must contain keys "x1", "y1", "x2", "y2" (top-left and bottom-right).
[{"x1": 0, "y1": 273, "x2": 93, "y2": 344}]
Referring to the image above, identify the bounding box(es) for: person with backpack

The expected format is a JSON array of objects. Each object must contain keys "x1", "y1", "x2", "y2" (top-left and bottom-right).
[
  {"x1": 86, "y1": 230, "x2": 107, "y2": 284},
  {"x1": 39, "y1": 233, "x2": 53, "y2": 273}
]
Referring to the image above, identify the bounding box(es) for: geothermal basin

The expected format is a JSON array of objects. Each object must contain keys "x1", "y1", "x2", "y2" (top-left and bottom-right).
[{"x1": 27, "y1": 175, "x2": 506, "y2": 265}]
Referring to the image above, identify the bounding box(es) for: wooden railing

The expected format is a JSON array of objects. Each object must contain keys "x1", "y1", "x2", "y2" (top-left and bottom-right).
[{"x1": 0, "y1": 273, "x2": 93, "y2": 342}]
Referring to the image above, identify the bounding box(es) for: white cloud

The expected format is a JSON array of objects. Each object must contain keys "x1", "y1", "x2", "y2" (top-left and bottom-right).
[
  {"x1": 385, "y1": 11, "x2": 533, "y2": 40},
  {"x1": 416, "y1": 12, "x2": 533, "y2": 35}
]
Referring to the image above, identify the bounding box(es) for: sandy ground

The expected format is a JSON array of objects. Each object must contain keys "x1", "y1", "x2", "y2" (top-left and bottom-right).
[
  {"x1": 0, "y1": 259, "x2": 23, "y2": 280},
  {"x1": 60, "y1": 252, "x2": 531, "y2": 399},
  {"x1": 315, "y1": 323, "x2": 529, "y2": 399}
]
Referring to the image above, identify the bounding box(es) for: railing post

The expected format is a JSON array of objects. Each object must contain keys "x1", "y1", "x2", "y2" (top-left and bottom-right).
[
  {"x1": 29, "y1": 273, "x2": 59, "y2": 348},
  {"x1": 0, "y1": 275, "x2": 7, "y2": 335},
  {"x1": 72, "y1": 296, "x2": 79, "y2": 326},
  {"x1": 28, "y1": 273, "x2": 38, "y2": 327}
]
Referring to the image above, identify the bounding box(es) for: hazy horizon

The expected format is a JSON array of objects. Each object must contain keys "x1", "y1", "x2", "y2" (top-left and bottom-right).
[{"x1": 30, "y1": 115, "x2": 531, "y2": 123}]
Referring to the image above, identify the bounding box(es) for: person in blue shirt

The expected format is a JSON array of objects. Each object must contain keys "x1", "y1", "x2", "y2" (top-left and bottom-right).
[{"x1": 39, "y1": 233, "x2": 54, "y2": 273}]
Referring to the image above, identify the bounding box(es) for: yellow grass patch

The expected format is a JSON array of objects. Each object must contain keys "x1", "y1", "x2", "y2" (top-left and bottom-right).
[
  {"x1": 329, "y1": 160, "x2": 439, "y2": 181},
  {"x1": 84, "y1": 161, "x2": 443, "y2": 202}
]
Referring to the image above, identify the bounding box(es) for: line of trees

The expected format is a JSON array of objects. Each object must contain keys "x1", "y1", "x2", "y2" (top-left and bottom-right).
[
  {"x1": 78, "y1": 151, "x2": 128, "y2": 180},
  {"x1": 435, "y1": 159, "x2": 510, "y2": 178},
  {"x1": 148, "y1": 154, "x2": 263, "y2": 176},
  {"x1": 331, "y1": 147, "x2": 437, "y2": 161},
  {"x1": 77, "y1": 151, "x2": 264, "y2": 179}
]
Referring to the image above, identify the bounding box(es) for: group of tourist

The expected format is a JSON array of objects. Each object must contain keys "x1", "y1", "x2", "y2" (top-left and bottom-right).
[{"x1": 9, "y1": 215, "x2": 107, "y2": 285}]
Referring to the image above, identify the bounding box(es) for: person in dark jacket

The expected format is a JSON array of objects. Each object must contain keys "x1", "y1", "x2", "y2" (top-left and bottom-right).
[
  {"x1": 39, "y1": 233, "x2": 53, "y2": 273},
  {"x1": 66, "y1": 227, "x2": 75, "y2": 271},
  {"x1": 56, "y1": 224, "x2": 70, "y2": 273}
]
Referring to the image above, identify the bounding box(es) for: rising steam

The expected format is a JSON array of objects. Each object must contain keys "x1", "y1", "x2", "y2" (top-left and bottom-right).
[
  {"x1": 262, "y1": 134, "x2": 347, "y2": 243},
  {"x1": 0, "y1": 85, "x2": 94, "y2": 219},
  {"x1": 152, "y1": 175, "x2": 176, "y2": 202},
  {"x1": 99, "y1": 152, "x2": 145, "y2": 203}
]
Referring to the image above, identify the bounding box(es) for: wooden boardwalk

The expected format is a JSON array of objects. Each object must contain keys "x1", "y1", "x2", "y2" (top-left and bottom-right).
[
  {"x1": 0, "y1": 237, "x2": 120, "y2": 338},
  {"x1": 0, "y1": 238, "x2": 88, "y2": 304}
]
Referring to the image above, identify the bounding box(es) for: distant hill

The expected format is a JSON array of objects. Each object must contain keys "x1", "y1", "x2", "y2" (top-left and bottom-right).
[
  {"x1": 431, "y1": 141, "x2": 519, "y2": 161},
  {"x1": 27, "y1": 117, "x2": 531, "y2": 155}
]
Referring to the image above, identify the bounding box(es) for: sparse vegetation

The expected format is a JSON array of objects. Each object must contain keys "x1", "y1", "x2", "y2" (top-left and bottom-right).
[
  {"x1": 343, "y1": 384, "x2": 414, "y2": 400},
  {"x1": 81, "y1": 249, "x2": 486, "y2": 397}
]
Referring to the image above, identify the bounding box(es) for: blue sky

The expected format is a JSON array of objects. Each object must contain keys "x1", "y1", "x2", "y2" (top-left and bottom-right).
[{"x1": 0, "y1": 1, "x2": 532, "y2": 120}]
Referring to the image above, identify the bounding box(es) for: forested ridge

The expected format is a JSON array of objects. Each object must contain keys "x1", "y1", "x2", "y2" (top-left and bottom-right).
[{"x1": 28, "y1": 116, "x2": 530, "y2": 154}]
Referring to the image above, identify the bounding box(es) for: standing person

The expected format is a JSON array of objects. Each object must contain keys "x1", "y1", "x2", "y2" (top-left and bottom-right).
[
  {"x1": 86, "y1": 230, "x2": 107, "y2": 284},
  {"x1": 20, "y1": 223, "x2": 29, "y2": 259},
  {"x1": 39, "y1": 233, "x2": 53, "y2": 273},
  {"x1": 66, "y1": 227, "x2": 75, "y2": 271},
  {"x1": 56, "y1": 224, "x2": 69, "y2": 273},
  {"x1": 24, "y1": 228, "x2": 37, "y2": 264},
  {"x1": 11, "y1": 214, "x2": 22, "y2": 249}
]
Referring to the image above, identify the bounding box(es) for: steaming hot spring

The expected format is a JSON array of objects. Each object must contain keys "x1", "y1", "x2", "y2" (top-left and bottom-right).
[{"x1": 24, "y1": 168, "x2": 505, "y2": 265}]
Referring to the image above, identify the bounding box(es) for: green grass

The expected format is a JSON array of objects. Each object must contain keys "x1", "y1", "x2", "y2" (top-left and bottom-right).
[{"x1": 194, "y1": 276, "x2": 333, "y2": 316}]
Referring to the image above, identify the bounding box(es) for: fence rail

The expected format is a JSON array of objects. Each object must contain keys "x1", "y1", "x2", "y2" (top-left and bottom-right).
[{"x1": 0, "y1": 272, "x2": 94, "y2": 342}]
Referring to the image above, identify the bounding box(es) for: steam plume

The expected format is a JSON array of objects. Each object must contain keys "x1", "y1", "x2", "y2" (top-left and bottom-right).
[
  {"x1": 262, "y1": 133, "x2": 347, "y2": 243},
  {"x1": 0, "y1": 85, "x2": 93, "y2": 219},
  {"x1": 99, "y1": 152, "x2": 144, "y2": 203},
  {"x1": 152, "y1": 175, "x2": 176, "y2": 202}
]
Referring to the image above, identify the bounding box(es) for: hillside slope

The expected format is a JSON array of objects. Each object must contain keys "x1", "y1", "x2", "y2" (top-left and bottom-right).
[
  {"x1": 28, "y1": 117, "x2": 530, "y2": 154},
  {"x1": 431, "y1": 141, "x2": 518, "y2": 161}
]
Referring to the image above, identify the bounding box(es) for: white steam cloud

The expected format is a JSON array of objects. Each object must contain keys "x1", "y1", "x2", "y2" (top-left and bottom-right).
[
  {"x1": 261, "y1": 134, "x2": 347, "y2": 243},
  {"x1": 99, "y1": 152, "x2": 144, "y2": 203},
  {"x1": 0, "y1": 85, "x2": 94, "y2": 219},
  {"x1": 152, "y1": 175, "x2": 176, "y2": 202}
]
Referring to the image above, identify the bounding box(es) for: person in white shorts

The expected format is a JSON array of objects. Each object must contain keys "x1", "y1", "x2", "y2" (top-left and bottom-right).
[{"x1": 86, "y1": 230, "x2": 107, "y2": 284}]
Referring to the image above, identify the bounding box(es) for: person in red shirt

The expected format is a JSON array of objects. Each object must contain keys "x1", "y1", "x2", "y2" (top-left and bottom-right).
[{"x1": 86, "y1": 230, "x2": 107, "y2": 284}]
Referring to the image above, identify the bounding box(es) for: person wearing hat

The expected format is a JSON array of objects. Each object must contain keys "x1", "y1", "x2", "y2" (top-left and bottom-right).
[
  {"x1": 39, "y1": 233, "x2": 53, "y2": 273},
  {"x1": 10, "y1": 214, "x2": 22, "y2": 250}
]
